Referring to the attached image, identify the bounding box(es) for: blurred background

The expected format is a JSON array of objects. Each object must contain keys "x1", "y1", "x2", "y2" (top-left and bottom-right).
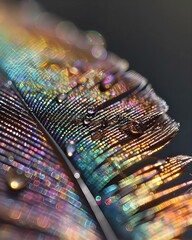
[{"x1": 35, "y1": 0, "x2": 192, "y2": 159}]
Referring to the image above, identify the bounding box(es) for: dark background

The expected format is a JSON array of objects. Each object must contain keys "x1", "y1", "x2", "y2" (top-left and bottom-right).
[{"x1": 37, "y1": 0, "x2": 192, "y2": 158}]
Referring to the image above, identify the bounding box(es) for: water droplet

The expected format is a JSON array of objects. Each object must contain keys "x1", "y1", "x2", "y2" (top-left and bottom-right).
[
  {"x1": 40, "y1": 61, "x2": 62, "y2": 71},
  {"x1": 91, "y1": 45, "x2": 107, "y2": 60},
  {"x1": 69, "y1": 67, "x2": 79, "y2": 76},
  {"x1": 57, "y1": 93, "x2": 67, "y2": 103},
  {"x1": 126, "y1": 225, "x2": 133, "y2": 232},
  {"x1": 66, "y1": 140, "x2": 76, "y2": 157},
  {"x1": 95, "y1": 195, "x2": 102, "y2": 205},
  {"x1": 7, "y1": 81, "x2": 12, "y2": 86},
  {"x1": 74, "y1": 172, "x2": 80, "y2": 179},
  {"x1": 87, "y1": 107, "x2": 95, "y2": 116},
  {"x1": 83, "y1": 117, "x2": 91, "y2": 126},
  {"x1": 99, "y1": 74, "x2": 115, "y2": 91},
  {"x1": 86, "y1": 31, "x2": 105, "y2": 47},
  {"x1": 130, "y1": 121, "x2": 144, "y2": 135},
  {"x1": 119, "y1": 119, "x2": 145, "y2": 136},
  {"x1": 6, "y1": 168, "x2": 28, "y2": 191},
  {"x1": 160, "y1": 165, "x2": 164, "y2": 170},
  {"x1": 8, "y1": 155, "x2": 14, "y2": 161}
]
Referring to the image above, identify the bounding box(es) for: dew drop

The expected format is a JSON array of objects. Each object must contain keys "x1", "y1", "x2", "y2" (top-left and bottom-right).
[
  {"x1": 99, "y1": 74, "x2": 115, "y2": 91},
  {"x1": 8, "y1": 155, "x2": 14, "y2": 161},
  {"x1": 126, "y1": 225, "x2": 133, "y2": 232},
  {"x1": 6, "y1": 168, "x2": 28, "y2": 191},
  {"x1": 66, "y1": 140, "x2": 76, "y2": 157},
  {"x1": 57, "y1": 93, "x2": 67, "y2": 103},
  {"x1": 83, "y1": 117, "x2": 91, "y2": 126},
  {"x1": 86, "y1": 31, "x2": 105, "y2": 47},
  {"x1": 74, "y1": 172, "x2": 80, "y2": 179},
  {"x1": 129, "y1": 121, "x2": 144, "y2": 135},
  {"x1": 95, "y1": 195, "x2": 102, "y2": 205},
  {"x1": 87, "y1": 107, "x2": 95, "y2": 116},
  {"x1": 91, "y1": 45, "x2": 107, "y2": 60},
  {"x1": 69, "y1": 67, "x2": 79, "y2": 76}
]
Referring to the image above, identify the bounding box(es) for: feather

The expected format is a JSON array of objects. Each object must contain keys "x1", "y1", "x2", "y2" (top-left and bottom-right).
[{"x1": 0, "y1": 7, "x2": 191, "y2": 240}]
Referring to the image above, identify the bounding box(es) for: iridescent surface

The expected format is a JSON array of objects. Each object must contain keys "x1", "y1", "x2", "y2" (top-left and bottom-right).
[
  {"x1": 0, "y1": 7, "x2": 191, "y2": 240},
  {"x1": 0, "y1": 79, "x2": 103, "y2": 240},
  {"x1": 100, "y1": 156, "x2": 192, "y2": 239}
]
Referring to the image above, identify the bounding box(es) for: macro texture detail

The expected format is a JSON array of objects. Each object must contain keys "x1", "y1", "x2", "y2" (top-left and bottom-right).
[{"x1": 0, "y1": 5, "x2": 191, "y2": 240}]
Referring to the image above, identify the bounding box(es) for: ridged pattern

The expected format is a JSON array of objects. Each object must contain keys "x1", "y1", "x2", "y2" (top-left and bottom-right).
[
  {"x1": 0, "y1": 17, "x2": 191, "y2": 240},
  {"x1": 0, "y1": 82, "x2": 103, "y2": 240}
]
